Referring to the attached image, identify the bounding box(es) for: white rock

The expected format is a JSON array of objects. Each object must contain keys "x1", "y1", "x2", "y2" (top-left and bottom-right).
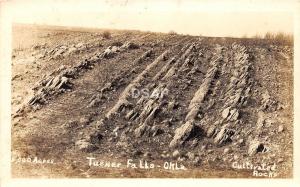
[
  {"x1": 224, "y1": 148, "x2": 230, "y2": 154},
  {"x1": 222, "y1": 107, "x2": 231, "y2": 119},
  {"x1": 278, "y1": 125, "x2": 284, "y2": 133},
  {"x1": 172, "y1": 150, "x2": 180, "y2": 158},
  {"x1": 186, "y1": 152, "x2": 195, "y2": 160},
  {"x1": 75, "y1": 139, "x2": 97, "y2": 152}
]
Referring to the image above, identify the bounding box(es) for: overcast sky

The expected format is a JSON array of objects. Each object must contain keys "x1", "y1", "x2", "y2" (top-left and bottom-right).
[{"x1": 8, "y1": 0, "x2": 296, "y2": 37}]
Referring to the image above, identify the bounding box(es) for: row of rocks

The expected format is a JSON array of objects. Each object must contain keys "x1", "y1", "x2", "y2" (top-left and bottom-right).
[
  {"x1": 133, "y1": 84, "x2": 168, "y2": 137},
  {"x1": 101, "y1": 43, "x2": 198, "y2": 151},
  {"x1": 87, "y1": 49, "x2": 153, "y2": 108},
  {"x1": 105, "y1": 49, "x2": 170, "y2": 119},
  {"x1": 162, "y1": 44, "x2": 196, "y2": 81},
  {"x1": 112, "y1": 43, "x2": 212, "y2": 151},
  {"x1": 169, "y1": 52, "x2": 221, "y2": 148},
  {"x1": 130, "y1": 44, "x2": 197, "y2": 139},
  {"x1": 248, "y1": 89, "x2": 281, "y2": 155},
  {"x1": 17, "y1": 42, "x2": 140, "y2": 113},
  {"x1": 76, "y1": 43, "x2": 194, "y2": 153},
  {"x1": 205, "y1": 44, "x2": 252, "y2": 149},
  {"x1": 100, "y1": 41, "x2": 139, "y2": 59}
]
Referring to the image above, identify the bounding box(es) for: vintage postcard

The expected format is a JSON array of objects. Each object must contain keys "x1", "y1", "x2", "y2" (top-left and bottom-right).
[{"x1": 0, "y1": 0, "x2": 299, "y2": 186}]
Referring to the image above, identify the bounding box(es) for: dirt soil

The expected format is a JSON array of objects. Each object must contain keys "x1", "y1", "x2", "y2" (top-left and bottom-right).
[{"x1": 11, "y1": 24, "x2": 293, "y2": 178}]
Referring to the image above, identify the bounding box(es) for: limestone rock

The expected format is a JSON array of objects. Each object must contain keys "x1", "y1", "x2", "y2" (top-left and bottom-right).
[
  {"x1": 248, "y1": 140, "x2": 267, "y2": 156},
  {"x1": 172, "y1": 150, "x2": 180, "y2": 158},
  {"x1": 75, "y1": 139, "x2": 97, "y2": 152},
  {"x1": 278, "y1": 125, "x2": 284, "y2": 133},
  {"x1": 214, "y1": 127, "x2": 235, "y2": 145},
  {"x1": 169, "y1": 121, "x2": 194, "y2": 148}
]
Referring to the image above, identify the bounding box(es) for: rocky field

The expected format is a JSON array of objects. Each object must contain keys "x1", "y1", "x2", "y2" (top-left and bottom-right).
[{"x1": 11, "y1": 24, "x2": 293, "y2": 178}]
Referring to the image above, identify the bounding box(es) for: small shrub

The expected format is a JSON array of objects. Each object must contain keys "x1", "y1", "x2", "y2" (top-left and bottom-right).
[
  {"x1": 169, "y1": 30, "x2": 177, "y2": 35},
  {"x1": 102, "y1": 31, "x2": 111, "y2": 39},
  {"x1": 264, "y1": 32, "x2": 273, "y2": 40}
]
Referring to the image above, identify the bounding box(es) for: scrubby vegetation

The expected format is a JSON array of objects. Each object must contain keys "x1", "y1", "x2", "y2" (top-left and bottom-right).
[
  {"x1": 101, "y1": 31, "x2": 111, "y2": 39},
  {"x1": 168, "y1": 30, "x2": 178, "y2": 35},
  {"x1": 256, "y1": 32, "x2": 293, "y2": 46}
]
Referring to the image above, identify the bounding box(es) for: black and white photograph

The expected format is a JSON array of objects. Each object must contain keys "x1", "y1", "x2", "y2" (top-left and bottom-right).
[{"x1": 0, "y1": 0, "x2": 299, "y2": 185}]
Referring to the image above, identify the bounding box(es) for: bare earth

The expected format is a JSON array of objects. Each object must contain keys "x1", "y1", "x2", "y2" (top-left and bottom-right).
[{"x1": 11, "y1": 24, "x2": 293, "y2": 178}]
